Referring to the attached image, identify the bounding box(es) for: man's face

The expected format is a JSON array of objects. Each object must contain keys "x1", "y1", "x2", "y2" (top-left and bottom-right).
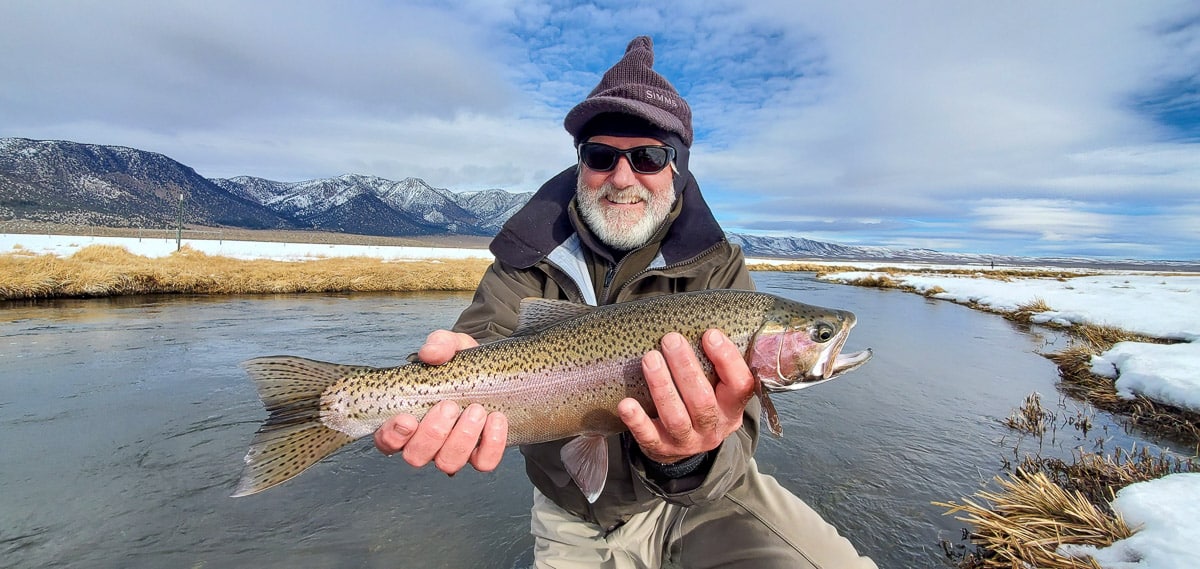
[{"x1": 575, "y1": 135, "x2": 677, "y2": 251}]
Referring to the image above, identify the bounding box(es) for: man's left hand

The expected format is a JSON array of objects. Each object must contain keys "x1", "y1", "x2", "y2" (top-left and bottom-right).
[{"x1": 617, "y1": 328, "x2": 755, "y2": 465}]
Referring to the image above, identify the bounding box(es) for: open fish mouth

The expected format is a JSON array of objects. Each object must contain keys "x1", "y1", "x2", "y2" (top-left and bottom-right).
[
  {"x1": 763, "y1": 347, "x2": 872, "y2": 393},
  {"x1": 829, "y1": 348, "x2": 873, "y2": 378},
  {"x1": 759, "y1": 317, "x2": 874, "y2": 393}
]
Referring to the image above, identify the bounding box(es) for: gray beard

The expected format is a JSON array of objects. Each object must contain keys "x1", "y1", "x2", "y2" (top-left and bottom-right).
[{"x1": 575, "y1": 176, "x2": 676, "y2": 251}]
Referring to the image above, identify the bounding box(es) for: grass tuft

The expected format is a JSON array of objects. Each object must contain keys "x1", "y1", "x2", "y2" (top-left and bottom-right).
[{"x1": 937, "y1": 469, "x2": 1130, "y2": 569}]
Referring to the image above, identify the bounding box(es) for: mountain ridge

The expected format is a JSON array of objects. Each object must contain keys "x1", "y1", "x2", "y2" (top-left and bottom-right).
[{"x1": 3, "y1": 137, "x2": 1195, "y2": 270}]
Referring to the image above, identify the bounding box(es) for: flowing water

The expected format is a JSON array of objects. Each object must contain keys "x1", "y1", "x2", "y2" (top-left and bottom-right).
[{"x1": 0, "y1": 272, "x2": 1170, "y2": 568}]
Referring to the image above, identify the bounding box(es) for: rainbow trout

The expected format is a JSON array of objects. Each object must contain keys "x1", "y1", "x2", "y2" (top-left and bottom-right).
[{"x1": 233, "y1": 289, "x2": 872, "y2": 500}]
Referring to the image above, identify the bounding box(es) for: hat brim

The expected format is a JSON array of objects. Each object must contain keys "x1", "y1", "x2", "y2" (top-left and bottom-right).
[{"x1": 565, "y1": 97, "x2": 691, "y2": 147}]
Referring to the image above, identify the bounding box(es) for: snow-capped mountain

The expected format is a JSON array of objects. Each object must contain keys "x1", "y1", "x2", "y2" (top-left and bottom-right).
[
  {"x1": 0, "y1": 138, "x2": 292, "y2": 229},
  {"x1": 6, "y1": 137, "x2": 1193, "y2": 269},
  {"x1": 2, "y1": 137, "x2": 531, "y2": 238}
]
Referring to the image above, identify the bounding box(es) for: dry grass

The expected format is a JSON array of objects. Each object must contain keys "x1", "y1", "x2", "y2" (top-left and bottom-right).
[
  {"x1": 936, "y1": 469, "x2": 1131, "y2": 569},
  {"x1": 0, "y1": 245, "x2": 491, "y2": 299},
  {"x1": 1021, "y1": 445, "x2": 1196, "y2": 509},
  {"x1": 1012, "y1": 297, "x2": 1053, "y2": 322},
  {"x1": 938, "y1": 395, "x2": 1195, "y2": 569},
  {"x1": 1050, "y1": 340, "x2": 1200, "y2": 447},
  {"x1": 1004, "y1": 392, "x2": 1052, "y2": 438}
]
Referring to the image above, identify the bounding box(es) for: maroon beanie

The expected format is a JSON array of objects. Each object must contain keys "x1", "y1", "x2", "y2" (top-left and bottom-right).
[{"x1": 564, "y1": 36, "x2": 693, "y2": 148}]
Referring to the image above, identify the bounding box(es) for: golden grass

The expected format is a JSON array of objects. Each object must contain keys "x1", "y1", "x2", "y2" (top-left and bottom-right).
[
  {"x1": 1004, "y1": 392, "x2": 1052, "y2": 438},
  {"x1": 1051, "y1": 344, "x2": 1200, "y2": 447},
  {"x1": 0, "y1": 245, "x2": 491, "y2": 299},
  {"x1": 939, "y1": 394, "x2": 1196, "y2": 569},
  {"x1": 936, "y1": 469, "x2": 1131, "y2": 569}
]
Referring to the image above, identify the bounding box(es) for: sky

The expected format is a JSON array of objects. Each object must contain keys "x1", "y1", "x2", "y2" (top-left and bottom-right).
[{"x1": 2, "y1": 1, "x2": 1199, "y2": 261}]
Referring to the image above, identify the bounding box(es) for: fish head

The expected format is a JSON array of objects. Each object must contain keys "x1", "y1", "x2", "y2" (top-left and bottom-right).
[{"x1": 748, "y1": 300, "x2": 872, "y2": 393}]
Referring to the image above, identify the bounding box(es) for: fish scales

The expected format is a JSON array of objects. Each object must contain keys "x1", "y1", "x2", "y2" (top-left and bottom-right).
[
  {"x1": 233, "y1": 289, "x2": 872, "y2": 497},
  {"x1": 328, "y1": 290, "x2": 777, "y2": 443}
]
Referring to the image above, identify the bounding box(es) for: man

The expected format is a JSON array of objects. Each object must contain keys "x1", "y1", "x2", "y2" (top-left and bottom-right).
[{"x1": 375, "y1": 36, "x2": 877, "y2": 569}]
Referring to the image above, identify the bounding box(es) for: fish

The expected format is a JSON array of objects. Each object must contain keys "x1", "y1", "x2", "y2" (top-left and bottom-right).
[{"x1": 232, "y1": 289, "x2": 872, "y2": 500}]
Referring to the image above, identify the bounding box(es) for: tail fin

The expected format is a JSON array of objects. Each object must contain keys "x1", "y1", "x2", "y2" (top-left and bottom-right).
[{"x1": 232, "y1": 356, "x2": 368, "y2": 497}]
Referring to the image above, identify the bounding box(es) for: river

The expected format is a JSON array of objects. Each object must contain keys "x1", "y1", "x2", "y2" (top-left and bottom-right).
[{"x1": 0, "y1": 271, "x2": 1158, "y2": 568}]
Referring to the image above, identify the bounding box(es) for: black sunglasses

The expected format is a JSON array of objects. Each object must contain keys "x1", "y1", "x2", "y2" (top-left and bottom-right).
[{"x1": 578, "y1": 142, "x2": 676, "y2": 175}]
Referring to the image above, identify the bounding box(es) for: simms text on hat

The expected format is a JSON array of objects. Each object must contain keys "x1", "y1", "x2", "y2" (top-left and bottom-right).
[{"x1": 564, "y1": 36, "x2": 693, "y2": 147}]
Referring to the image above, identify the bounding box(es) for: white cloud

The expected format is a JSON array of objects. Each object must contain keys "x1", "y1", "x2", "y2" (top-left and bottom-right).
[{"x1": 1, "y1": 0, "x2": 1197, "y2": 259}]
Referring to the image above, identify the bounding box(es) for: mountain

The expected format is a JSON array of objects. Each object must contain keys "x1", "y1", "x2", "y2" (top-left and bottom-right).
[
  {"x1": 0, "y1": 138, "x2": 532, "y2": 238},
  {"x1": 5, "y1": 137, "x2": 1192, "y2": 270},
  {"x1": 0, "y1": 138, "x2": 293, "y2": 229}
]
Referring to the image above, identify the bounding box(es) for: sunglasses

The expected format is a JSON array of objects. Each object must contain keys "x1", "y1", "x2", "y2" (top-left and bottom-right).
[{"x1": 577, "y1": 142, "x2": 676, "y2": 175}]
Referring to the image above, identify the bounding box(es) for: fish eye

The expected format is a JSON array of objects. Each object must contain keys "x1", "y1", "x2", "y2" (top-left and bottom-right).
[{"x1": 811, "y1": 323, "x2": 835, "y2": 343}]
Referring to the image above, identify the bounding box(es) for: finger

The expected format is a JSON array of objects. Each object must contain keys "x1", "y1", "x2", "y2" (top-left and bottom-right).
[
  {"x1": 642, "y1": 347, "x2": 692, "y2": 442},
  {"x1": 703, "y1": 329, "x2": 755, "y2": 420},
  {"x1": 417, "y1": 331, "x2": 478, "y2": 365},
  {"x1": 401, "y1": 400, "x2": 461, "y2": 468},
  {"x1": 659, "y1": 332, "x2": 720, "y2": 433},
  {"x1": 434, "y1": 403, "x2": 488, "y2": 475},
  {"x1": 618, "y1": 397, "x2": 670, "y2": 460},
  {"x1": 374, "y1": 414, "x2": 419, "y2": 455},
  {"x1": 469, "y1": 411, "x2": 509, "y2": 472}
]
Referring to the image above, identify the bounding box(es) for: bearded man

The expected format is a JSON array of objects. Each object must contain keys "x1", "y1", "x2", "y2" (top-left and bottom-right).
[{"x1": 374, "y1": 36, "x2": 877, "y2": 569}]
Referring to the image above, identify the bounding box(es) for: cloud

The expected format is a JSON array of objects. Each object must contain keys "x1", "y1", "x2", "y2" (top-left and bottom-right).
[
  {"x1": 1, "y1": 0, "x2": 1198, "y2": 259},
  {"x1": 0, "y1": 2, "x2": 522, "y2": 129}
]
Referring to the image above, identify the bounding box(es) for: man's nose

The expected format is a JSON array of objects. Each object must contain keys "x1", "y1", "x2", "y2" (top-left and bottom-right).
[{"x1": 608, "y1": 155, "x2": 638, "y2": 187}]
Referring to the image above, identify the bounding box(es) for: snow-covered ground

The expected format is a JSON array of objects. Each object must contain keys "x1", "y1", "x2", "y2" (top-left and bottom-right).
[
  {"x1": 0, "y1": 233, "x2": 492, "y2": 261},
  {"x1": 4, "y1": 233, "x2": 1197, "y2": 568}
]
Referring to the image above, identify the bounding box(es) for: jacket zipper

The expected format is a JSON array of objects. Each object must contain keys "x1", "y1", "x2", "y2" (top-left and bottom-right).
[{"x1": 610, "y1": 241, "x2": 726, "y2": 301}]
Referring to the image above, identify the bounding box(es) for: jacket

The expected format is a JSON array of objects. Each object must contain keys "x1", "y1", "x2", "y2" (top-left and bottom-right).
[{"x1": 451, "y1": 166, "x2": 757, "y2": 531}]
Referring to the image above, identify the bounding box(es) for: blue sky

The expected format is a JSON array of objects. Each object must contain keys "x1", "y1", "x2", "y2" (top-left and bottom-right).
[{"x1": 2, "y1": 1, "x2": 1198, "y2": 260}]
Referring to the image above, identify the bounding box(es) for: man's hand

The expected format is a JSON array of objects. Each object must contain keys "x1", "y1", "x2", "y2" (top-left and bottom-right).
[
  {"x1": 373, "y1": 330, "x2": 509, "y2": 475},
  {"x1": 618, "y1": 329, "x2": 754, "y2": 465}
]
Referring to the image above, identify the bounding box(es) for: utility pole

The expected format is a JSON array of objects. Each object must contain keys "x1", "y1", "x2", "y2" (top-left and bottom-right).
[{"x1": 176, "y1": 193, "x2": 185, "y2": 251}]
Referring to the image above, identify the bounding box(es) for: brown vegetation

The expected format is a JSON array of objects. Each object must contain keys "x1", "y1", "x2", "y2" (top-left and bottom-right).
[
  {"x1": 0, "y1": 245, "x2": 491, "y2": 299},
  {"x1": 937, "y1": 469, "x2": 1130, "y2": 569},
  {"x1": 938, "y1": 394, "x2": 1195, "y2": 568},
  {"x1": 1049, "y1": 330, "x2": 1200, "y2": 446}
]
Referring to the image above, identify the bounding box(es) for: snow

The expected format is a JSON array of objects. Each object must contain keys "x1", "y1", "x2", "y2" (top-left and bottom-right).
[
  {"x1": 818, "y1": 271, "x2": 1200, "y2": 414},
  {"x1": 5, "y1": 234, "x2": 1198, "y2": 567},
  {"x1": 1058, "y1": 473, "x2": 1200, "y2": 569},
  {"x1": 0, "y1": 233, "x2": 492, "y2": 262}
]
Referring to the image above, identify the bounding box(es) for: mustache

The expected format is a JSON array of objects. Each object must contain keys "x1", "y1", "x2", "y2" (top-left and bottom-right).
[{"x1": 592, "y1": 182, "x2": 652, "y2": 203}]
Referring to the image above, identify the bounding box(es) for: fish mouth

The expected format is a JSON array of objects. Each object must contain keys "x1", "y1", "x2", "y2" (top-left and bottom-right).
[
  {"x1": 761, "y1": 320, "x2": 873, "y2": 393},
  {"x1": 766, "y1": 348, "x2": 872, "y2": 393},
  {"x1": 829, "y1": 348, "x2": 873, "y2": 377}
]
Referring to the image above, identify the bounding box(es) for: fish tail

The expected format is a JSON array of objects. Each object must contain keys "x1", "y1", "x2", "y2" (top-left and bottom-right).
[{"x1": 232, "y1": 356, "x2": 368, "y2": 497}]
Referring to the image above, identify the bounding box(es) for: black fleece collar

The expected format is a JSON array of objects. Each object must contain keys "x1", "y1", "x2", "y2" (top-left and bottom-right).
[{"x1": 489, "y1": 166, "x2": 728, "y2": 269}]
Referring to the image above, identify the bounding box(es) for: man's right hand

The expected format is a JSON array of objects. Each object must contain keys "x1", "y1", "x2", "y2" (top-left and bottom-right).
[{"x1": 373, "y1": 330, "x2": 509, "y2": 475}]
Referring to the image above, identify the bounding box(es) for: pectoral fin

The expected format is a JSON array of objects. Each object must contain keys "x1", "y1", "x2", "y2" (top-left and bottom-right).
[
  {"x1": 561, "y1": 435, "x2": 609, "y2": 503},
  {"x1": 755, "y1": 380, "x2": 783, "y2": 437}
]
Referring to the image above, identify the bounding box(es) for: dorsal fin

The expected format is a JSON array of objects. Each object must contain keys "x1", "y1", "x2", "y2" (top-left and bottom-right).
[{"x1": 513, "y1": 298, "x2": 595, "y2": 336}]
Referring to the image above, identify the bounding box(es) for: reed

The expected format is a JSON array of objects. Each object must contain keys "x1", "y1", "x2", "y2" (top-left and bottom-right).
[
  {"x1": 0, "y1": 245, "x2": 492, "y2": 299},
  {"x1": 937, "y1": 394, "x2": 1195, "y2": 569},
  {"x1": 937, "y1": 469, "x2": 1130, "y2": 569}
]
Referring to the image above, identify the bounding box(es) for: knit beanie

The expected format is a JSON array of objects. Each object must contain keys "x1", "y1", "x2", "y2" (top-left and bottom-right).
[{"x1": 564, "y1": 36, "x2": 693, "y2": 148}]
